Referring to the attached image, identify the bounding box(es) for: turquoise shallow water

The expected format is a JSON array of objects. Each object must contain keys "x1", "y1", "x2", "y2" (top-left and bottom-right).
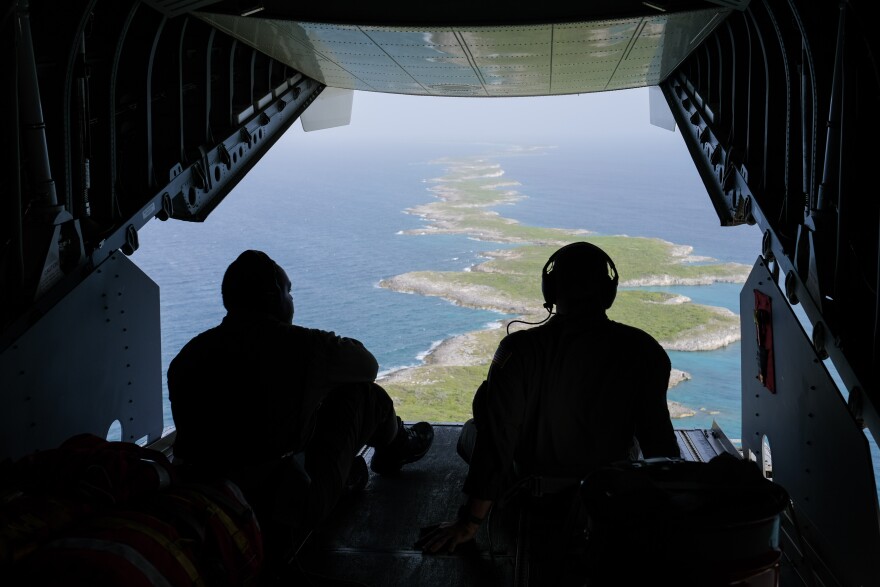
[
  {"x1": 486, "y1": 144, "x2": 761, "y2": 442},
  {"x1": 131, "y1": 133, "x2": 879, "y2": 499},
  {"x1": 628, "y1": 282, "x2": 747, "y2": 440},
  {"x1": 134, "y1": 136, "x2": 760, "y2": 447}
]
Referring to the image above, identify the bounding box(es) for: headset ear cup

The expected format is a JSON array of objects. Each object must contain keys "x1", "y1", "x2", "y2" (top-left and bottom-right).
[
  {"x1": 543, "y1": 243, "x2": 620, "y2": 310},
  {"x1": 603, "y1": 259, "x2": 619, "y2": 309},
  {"x1": 542, "y1": 273, "x2": 553, "y2": 308},
  {"x1": 604, "y1": 284, "x2": 616, "y2": 309},
  {"x1": 541, "y1": 254, "x2": 556, "y2": 309}
]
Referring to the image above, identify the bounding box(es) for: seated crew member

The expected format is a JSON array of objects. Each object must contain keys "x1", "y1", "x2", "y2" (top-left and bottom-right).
[
  {"x1": 168, "y1": 249, "x2": 434, "y2": 573},
  {"x1": 417, "y1": 241, "x2": 680, "y2": 556}
]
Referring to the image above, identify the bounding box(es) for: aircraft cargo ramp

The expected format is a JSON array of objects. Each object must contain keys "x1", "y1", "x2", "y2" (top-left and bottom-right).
[{"x1": 294, "y1": 424, "x2": 785, "y2": 587}]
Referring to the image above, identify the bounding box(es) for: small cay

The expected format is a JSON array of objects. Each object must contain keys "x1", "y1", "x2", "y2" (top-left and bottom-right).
[{"x1": 377, "y1": 152, "x2": 750, "y2": 424}]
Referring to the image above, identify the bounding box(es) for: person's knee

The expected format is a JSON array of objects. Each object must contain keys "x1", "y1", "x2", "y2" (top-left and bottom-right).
[
  {"x1": 325, "y1": 381, "x2": 393, "y2": 417},
  {"x1": 367, "y1": 381, "x2": 394, "y2": 410},
  {"x1": 311, "y1": 381, "x2": 398, "y2": 450}
]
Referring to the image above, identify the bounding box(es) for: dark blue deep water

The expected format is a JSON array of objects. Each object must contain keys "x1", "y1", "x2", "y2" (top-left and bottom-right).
[{"x1": 134, "y1": 132, "x2": 764, "y2": 444}]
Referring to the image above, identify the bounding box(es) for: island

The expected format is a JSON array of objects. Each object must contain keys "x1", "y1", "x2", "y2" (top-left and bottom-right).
[{"x1": 376, "y1": 154, "x2": 751, "y2": 424}]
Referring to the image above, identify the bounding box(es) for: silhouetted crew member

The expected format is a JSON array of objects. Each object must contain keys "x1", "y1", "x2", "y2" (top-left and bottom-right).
[
  {"x1": 418, "y1": 241, "x2": 680, "y2": 555},
  {"x1": 168, "y1": 250, "x2": 434, "y2": 570}
]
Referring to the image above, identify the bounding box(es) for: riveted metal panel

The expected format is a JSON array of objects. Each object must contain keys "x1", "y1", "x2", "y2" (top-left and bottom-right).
[
  {"x1": 741, "y1": 258, "x2": 880, "y2": 585},
  {"x1": 195, "y1": 8, "x2": 732, "y2": 97},
  {"x1": 0, "y1": 254, "x2": 163, "y2": 460}
]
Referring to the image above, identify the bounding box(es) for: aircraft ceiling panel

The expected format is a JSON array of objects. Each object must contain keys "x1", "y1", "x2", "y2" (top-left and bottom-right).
[
  {"x1": 472, "y1": 53, "x2": 551, "y2": 67},
  {"x1": 195, "y1": 7, "x2": 732, "y2": 97},
  {"x1": 400, "y1": 70, "x2": 483, "y2": 91},
  {"x1": 322, "y1": 78, "x2": 378, "y2": 92},
  {"x1": 414, "y1": 76, "x2": 486, "y2": 92},
  {"x1": 606, "y1": 76, "x2": 663, "y2": 91},
  {"x1": 374, "y1": 82, "x2": 442, "y2": 95},
  {"x1": 335, "y1": 65, "x2": 413, "y2": 79},
  {"x1": 455, "y1": 27, "x2": 553, "y2": 53},
  {"x1": 392, "y1": 57, "x2": 471, "y2": 70},
  {"x1": 554, "y1": 19, "x2": 640, "y2": 38},
  {"x1": 284, "y1": 22, "x2": 381, "y2": 53},
  {"x1": 483, "y1": 74, "x2": 551, "y2": 87},
  {"x1": 356, "y1": 29, "x2": 461, "y2": 50},
  {"x1": 553, "y1": 48, "x2": 626, "y2": 66}
]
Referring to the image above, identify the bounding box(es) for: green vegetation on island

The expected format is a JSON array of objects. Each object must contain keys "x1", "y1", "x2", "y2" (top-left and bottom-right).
[{"x1": 377, "y1": 153, "x2": 750, "y2": 423}]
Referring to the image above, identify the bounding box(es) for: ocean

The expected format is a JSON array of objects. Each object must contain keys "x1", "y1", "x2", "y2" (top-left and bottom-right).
[{"x1": 133, "y1": 132, "x2": 764, "y2": 443}]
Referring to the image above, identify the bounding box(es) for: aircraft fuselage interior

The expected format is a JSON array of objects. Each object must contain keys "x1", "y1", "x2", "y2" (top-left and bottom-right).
[{"x1": 1, "y1": 1, "x2": 878, "y2": 585}]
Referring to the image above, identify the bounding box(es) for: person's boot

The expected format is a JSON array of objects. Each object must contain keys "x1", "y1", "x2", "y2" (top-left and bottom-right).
[
  {"x1": 369, "y1": 417, "x2": 434, "y2": 475},
  {"x1": 343, "y1": 454, "x2": 369, "y2": 495}
]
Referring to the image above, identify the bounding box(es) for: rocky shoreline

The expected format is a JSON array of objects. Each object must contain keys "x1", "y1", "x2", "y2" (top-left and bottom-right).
[
  {"x1": 377, "y1": 323, "x2": 697, "y2": 419},
  {"x1": 374, "y1": 153, "x2": 747, "y2": 422},
  {"x1": 378, "y1": 272, "x2": 744, "y2": 352},
  {"x1": 376, "y1": 249, "x2": 745, "y2": 422},
  {"x1": 376, "y1": 266, "x2": 743, "y2": 421}
]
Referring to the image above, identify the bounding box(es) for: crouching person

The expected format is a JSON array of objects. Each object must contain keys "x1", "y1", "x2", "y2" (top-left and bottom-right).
[{"x1": 168, "y1": 250, "x2": 434, "y2": 584}]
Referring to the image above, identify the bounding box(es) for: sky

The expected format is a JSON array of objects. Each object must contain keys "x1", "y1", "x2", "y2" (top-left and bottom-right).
[{"x1": 285, "y1": 86, "x2": 676, "y2": 146}]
